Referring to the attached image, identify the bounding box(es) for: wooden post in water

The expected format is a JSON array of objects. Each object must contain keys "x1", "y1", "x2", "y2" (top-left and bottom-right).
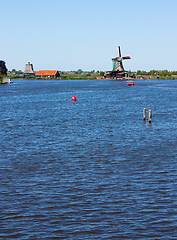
[
  {"x1": 143, "y1": 108, "x2": 146, "y2": 121},
  {"x1": 149, "y1": 110, "x2": 152, "y2": 122}
]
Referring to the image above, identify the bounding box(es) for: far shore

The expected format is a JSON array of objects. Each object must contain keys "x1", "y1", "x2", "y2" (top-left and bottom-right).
[
  {"x1": 3, "y1": 74, "x2": 177, "y2": 81},
  {"x1": 2, "y1": 76, "x2": 176, "y2": 85}
]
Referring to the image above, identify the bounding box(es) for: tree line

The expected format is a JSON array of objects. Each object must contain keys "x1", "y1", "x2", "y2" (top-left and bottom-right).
[{"x1": 136, "y1": 70, "x2": 177, "y2": 76}]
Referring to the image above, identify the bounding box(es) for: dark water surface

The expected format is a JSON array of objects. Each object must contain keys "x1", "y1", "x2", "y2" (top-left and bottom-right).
[{"x1": 1, "y1": 79, "x2": 177, "y2": 239}]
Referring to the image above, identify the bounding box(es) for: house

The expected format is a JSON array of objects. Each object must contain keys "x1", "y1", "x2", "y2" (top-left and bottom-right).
[{"x1": 35, "y1": 70, "x2": 60, "y2": 78}]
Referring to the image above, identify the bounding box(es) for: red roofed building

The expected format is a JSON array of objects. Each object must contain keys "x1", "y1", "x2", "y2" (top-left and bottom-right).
[{"x1": 35, "y1": 70, "x2": 60, "y2": 78}]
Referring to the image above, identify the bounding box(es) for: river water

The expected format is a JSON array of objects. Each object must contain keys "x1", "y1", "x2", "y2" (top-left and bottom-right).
[{"x1": 1, "y1": 79, "x2": 177, "y2": 239}]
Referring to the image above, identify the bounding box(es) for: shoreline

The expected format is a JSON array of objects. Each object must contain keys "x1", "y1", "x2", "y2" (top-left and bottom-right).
[
  {"x1": 7, "y1": 77, "x2": 177, "y2": 81},
  {"x1": 6, "y1": 74, "x2": 177, "y2": 81}
]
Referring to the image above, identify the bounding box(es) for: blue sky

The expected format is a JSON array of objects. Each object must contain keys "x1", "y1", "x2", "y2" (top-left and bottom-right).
[{"x1": 1, "y1": 0, "x2": 177, "y2": 72}]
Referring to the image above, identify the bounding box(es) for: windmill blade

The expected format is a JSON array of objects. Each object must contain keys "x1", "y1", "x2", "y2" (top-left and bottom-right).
[
  {"x1": 122, "y1": 56, "x2": 131, "y2": 60},
  {"x1": 117, "y1": 46, "x2": 121, "y2": 57}
]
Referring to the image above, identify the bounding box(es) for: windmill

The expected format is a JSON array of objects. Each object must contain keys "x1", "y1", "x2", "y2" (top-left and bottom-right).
[
  {"x1": 24, "y1": 62, "x2": 35, "y2": 78},
  {"x1": 112, "y1": 46, "x2": 131, "y2": 72},
  {"x1": 104, "y1": 46, "x2": 132, "y2": 79}
]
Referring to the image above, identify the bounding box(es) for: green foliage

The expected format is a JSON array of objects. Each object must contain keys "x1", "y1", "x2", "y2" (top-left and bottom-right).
[
  {"x1": 137, "y1": 70, "x2": 141, "y2": 75},
  {"x1": 141, "y1": 71, "x2": 147, "y2": 75},
  {"x1": 136, "y1": 69, "x2": 177, "y2": 78},
  {"x1": 16, "y1": 70, "x2": 23, "y2": 74},
  {"x1": 0, "y1": 60, "x2": 7, "y2": 75},
  {"x1": 148, "y1": 70, "x2": 156, "y2": 75},
  {"x1": 76, "y1": 69, "x2": 83, "y2": 74},
  {"x1": 100, "y1": 71, "x2": 105, "y2": 76}
]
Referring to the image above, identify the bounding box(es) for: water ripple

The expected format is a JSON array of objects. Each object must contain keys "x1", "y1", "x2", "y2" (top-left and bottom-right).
[{"x1": 1, "y1": 79, "x2": 177, "y2": 239}]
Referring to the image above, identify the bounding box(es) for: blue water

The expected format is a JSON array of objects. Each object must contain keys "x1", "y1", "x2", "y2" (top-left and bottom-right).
[{"x1": 1, "y1": 79, "x2": 177, "y2": 239}]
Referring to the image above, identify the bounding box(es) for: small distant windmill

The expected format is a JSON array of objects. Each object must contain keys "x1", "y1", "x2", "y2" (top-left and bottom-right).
[
  {"x1": 24, "y1": 62, "x2": 35, "y2": 78},
  {"x1": 112, "y1": 46, "x2": 131, "y2": 72}
]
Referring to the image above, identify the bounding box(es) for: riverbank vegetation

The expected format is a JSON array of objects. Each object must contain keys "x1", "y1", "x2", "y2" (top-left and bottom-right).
[
  {"x1": 0, "y1": 60, "x2": 7, "y2": 79},
  {"x1": 6, "y1": 68, "x2": 177, "y2": 80},
  {"x1": 0, "y1": 60, "x2": 8, "y2": 83},
  {"x1": 136, "y1": 70, "x2": 177, "y2": 79}
]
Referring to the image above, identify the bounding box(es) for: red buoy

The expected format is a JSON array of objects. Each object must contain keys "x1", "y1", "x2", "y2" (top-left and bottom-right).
[{"x1": 71, "y1": 96, "x2": 76, "y2": 101}]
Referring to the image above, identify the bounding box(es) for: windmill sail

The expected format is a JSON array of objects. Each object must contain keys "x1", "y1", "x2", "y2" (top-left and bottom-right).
[{"x1": 117, "y1": 46, "x2": 121, "y2": 57}]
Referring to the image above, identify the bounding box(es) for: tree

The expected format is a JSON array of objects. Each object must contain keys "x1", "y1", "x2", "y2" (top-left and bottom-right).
[
  {"x1": 76, "y1": 69, "x2": 83, "y2": 74},
  {"x1": 0, "y1": 60, "x2": 7, "y2": 75},
  {"x1": 136, "y1": 70, "x2": 141, "y2": 75},
  {"x1": 149, "y1": 70, "x2": 156, "y2": 75},
  {"x1": 141, "y1": 71, "x2": 147, "y2": 75},
  {"x1": 171, "y1": 71, "x2": 177, "y2": 75},
  {"x1": 158, "y1": 70, "x2": 169, "y2": 76},
  {"x1": 100, "y1": 71, "x2": 105, "y2": 76},
  {"x1": 16, "y1": 70, "x2": 23, "y2": 74}
]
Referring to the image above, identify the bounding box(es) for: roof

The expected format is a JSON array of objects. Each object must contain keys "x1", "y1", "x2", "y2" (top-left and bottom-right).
[{"x1": 35, "y1": 70, "x2": 58, "y2": 76}]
